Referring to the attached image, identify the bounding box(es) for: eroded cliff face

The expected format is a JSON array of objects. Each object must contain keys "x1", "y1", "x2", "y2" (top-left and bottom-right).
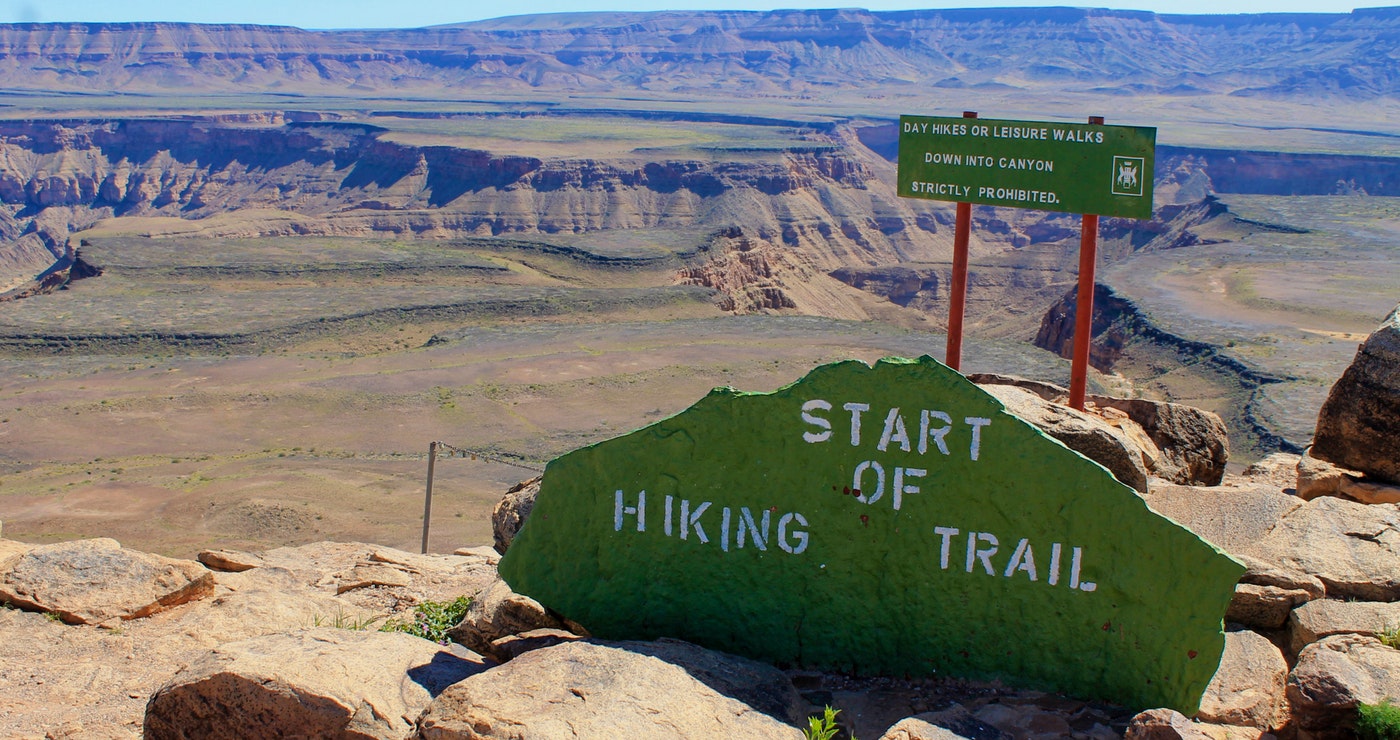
[
  {"x1": 5, "y1": 9, "x2": 1400, "y2": 99},
  {"x1": 0, "y1": 117, "x2": 964, "y2": 317}
]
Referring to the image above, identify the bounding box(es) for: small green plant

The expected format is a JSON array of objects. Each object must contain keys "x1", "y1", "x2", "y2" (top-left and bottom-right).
[
  {"x1": 310, "y1": 607, "x2": 379, "y2": 631},
  {"x1": 1358, "y1": 698, "x2": 1400, "y2": 740},
  {"x1": 379, "y1": 596, "x2": 471, "y2": 644},
  {"x1": 805, "y1": 706, "x2": 856, "y2": 740},
  {"x1": 1378, "y1": 624, "x2": 1400, "y2": 650}
]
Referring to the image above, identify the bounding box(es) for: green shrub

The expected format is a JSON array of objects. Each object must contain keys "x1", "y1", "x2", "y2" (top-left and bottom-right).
[
  {"x1": 379, "y1": 596, "x2": 471, "y2": 644},
  {"x1": 1359, "y1": 699, "x2": 1400, "y2": 740},
  {"x1": 805, "y1": 706, "x2": 856, "y2": 740},
  {"x1": 1378, "y1": 623, "x2": 1400, "y2": 650}
]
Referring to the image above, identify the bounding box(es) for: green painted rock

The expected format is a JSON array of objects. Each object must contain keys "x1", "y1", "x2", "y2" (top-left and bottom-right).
[{"x1": 499, "y1": 357, "x2": 1243, "y2": 713}]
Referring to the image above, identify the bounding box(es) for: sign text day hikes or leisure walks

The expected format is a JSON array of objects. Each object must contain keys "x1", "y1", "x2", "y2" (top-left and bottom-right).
[
  {"x1": 499, "y1": 357, "x2": 1243, "y2": 714},
  {"x1": 897, "y1": 115, "x2": 1157, "y2": 220}
]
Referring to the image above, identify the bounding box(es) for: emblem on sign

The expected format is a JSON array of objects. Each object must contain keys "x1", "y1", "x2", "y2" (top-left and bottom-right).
[{"x1": 1112, "y1": 156, "x2": 1145, "y2": 197}]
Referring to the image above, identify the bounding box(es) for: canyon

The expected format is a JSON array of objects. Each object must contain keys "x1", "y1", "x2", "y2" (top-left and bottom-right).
[{"x1": 0, "y1": 8, "x2": 1397, "y2": 557}]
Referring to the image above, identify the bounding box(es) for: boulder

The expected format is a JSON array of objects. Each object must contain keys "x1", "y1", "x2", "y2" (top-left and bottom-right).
[
  {"x1": 0, "y1": 538, "x2": 213, "y2": 624},
  {"x1": 445, "y1": 577, "x2": 575, "y2": 659},
  {"x1": 1246, "y1": 497, "x2": 1400, "y2": 601},
  {"x1": 1297, "y1": 448, "x2": 1400, "y2": 504},
  {"x1": 1288, "y1": 599, "x2": 1400, "y2": 656},
  {"x1": 143, "y1": 628, "x2": 487, "y2": 740},
  {"x1": 1196, "y1": 630, "x2": 1289, "y2": 731},
  {"x1": 492, "y1": 476, "x2": 540, "y2": 555},
  {"x1": 1226, "y1": 582, "x2": 1312, "y2": 631},
  {"x1": 982, "y1": 384, "x2": 1151, "y2": 492},
  {"x1": 1286, "y1": 634, "x2": 1400, "y2": 738},
  {"x1": 416, "y1": 639, "x2": 806, "y2": 739},
  {"x1": 1087, "y1": 395, "x2": 1230, "y2": 486},
  {"x1": 1141, "y1": 481, "x2": 1301, "y2": 556},
  {"x1": 1311, "y1": 304, "x2": 1400, "y2": 485},
  {"x1": 1125, "y1": 709, "x2": 1214, "y2": 739}
]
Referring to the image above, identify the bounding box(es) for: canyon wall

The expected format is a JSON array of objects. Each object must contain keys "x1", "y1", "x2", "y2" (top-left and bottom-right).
[
  {"x1": 0, "y1": 118, "x2": 967, "y2": 317},
  {"x1": 2, "y1": 8, "x2": 1399, "y2": 98}
]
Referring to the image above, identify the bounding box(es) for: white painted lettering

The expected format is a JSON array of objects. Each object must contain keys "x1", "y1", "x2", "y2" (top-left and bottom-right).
[
  {"x1": 843, "y1": 402, "x2": 870, "y2": 446},
  {"x1": 721, "y1": 506, "x2": 732, "y2": 552},
  {"x1": 801, "y1": 399, "x2": 833, "y2": 443},
  {"x1": 892, "y1": 466, "x2": 925, "y2": 511},
  {"x1": 853, "y1": 460, "x2": 886, "y2": 505},
  {"x1": 972, "y1": 532, "x2": 999, "y2": 575},
  {"x1": 737, "y1": 507, "x2": 770, "y2": 550},
  {"x1": 934, "y1": 526, "x2": 959, "y2": 569},
  {"x1": 1070, "y1": 546, "x2": 1096, "y2": 591},
  {"x1": 1049, "y1": 542, "x2": 1062, "y2": 585},
  {"x1": 664, "y1": 494, "x2": 674, "y2": 537},
  {"x1": 1004, "y1": 538, "x2": 1038, "y2": 581},
  {"x1": 877, "y1": 407, "x2": 912, "y2": 452},
  {"x1": 614, "y1": 489, "x2": 645, "y2": 533},
  {"x1": 680, "y1": 499, "x2": 710, "y2": 543},
  {"x1": 778, "y1": 512, "x2": 809, "y2": 554},
  {"x1": 965, "y1": 417, "x2": 991, "y2": 461},
  {"x1": 920, "y1": 410, "x2": 952, "y2": 456}
]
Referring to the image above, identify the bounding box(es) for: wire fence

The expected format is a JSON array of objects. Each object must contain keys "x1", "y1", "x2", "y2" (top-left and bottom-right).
[{"x1": 420, "y1": 440, "x2": 544, "y2": 553}]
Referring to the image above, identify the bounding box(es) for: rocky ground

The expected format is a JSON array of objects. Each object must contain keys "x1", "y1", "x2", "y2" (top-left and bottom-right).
[
  {"x1": 1, "y1": 455, "x2": 1397, "y2": 740},
  {"x1": 0, "y1": 305, "x2": 1396, "y2": 739}
]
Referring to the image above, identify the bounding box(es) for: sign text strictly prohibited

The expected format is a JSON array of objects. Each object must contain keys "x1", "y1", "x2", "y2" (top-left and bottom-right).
[{"x1": 898, "y1": 115, "x2": 1157, "y2": 219}]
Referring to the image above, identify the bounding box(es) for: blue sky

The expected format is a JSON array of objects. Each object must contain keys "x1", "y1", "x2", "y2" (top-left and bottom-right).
[{"x1": 11, "y1": 1, "x2": 1396, "y2": 29}]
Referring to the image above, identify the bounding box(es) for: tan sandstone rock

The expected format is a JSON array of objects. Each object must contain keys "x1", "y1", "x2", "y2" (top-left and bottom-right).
[
  {"x1": 492, "y1": 476, "x2": 540, "y2": 555},
  {"x1": 335, "y1": 563, "x2": 412, "y2": 593},
  {"x1": 417, "y1": 639, "x2": 806, "y2": 739},
  {"x1": 1197, "y1": 630, "x2": 1289, "y2": 731},
  {"x1": 982, "y1": 384, "x2": 1151, "y2": 492},
  {"x1": 1287, "y1": 633, "x2": 1400, "y2": 738},
  {"x1": 195, "y1": 549, "x2": 264, "y2": 573},
  {"x1": 488, "y1": 627, "x2": 583, "y2": 661},
  {"x1": 1297, "y1": 448, "x2": 1400, "y2": 505},
  {"x1": 0, "y1": 538, "x2": 213, "y2": 624},
  {"x1": 1141, "y1": 480, "x2": 1300, "y2": 556},
  {"x1": 878, "y1": 718, "x2": 973, "y2": 740},
  {"x1": 1246, "y1": 497, "x2": 1400, "y2": 601},
  {"x1": 143, "y1": 628, "x2": 488, "y2": 740},
  {"x1": 1288, "y1": 598, "x2": 1400, "y2": 656},
  {"x1": 1226, "y1": 582, "x2": 1312, "y2": 631},
  {"x1": 1125, "y1": 708, "x2": 1215, "y2": 740},
  {"x1": 1087, "y1": 395, "x2": 1230, "y2": 486},
  {"x1": 1235, "y1": 553, "x2": 1325, "y2": 600},
  {"x1": 1240, "y1": 452, "x2": 1302, "y2": 491},
  {"x1": 445, "y1": 576, "x2": 577, "y2": 659},
  {"x1": 1310, "y1": 303, "x2": 1400, "y2": 486}
]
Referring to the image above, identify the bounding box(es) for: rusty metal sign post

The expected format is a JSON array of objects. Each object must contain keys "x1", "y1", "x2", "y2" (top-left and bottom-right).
[{"x1": 898, "y1": 113, "x2": 1156, "y2": 408}]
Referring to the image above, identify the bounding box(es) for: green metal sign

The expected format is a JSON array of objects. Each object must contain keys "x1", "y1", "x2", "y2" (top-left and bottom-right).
[
  {"x1": 897, "y1": 115, "x2": 1157, "y2": 219},
  {"x1": 499, "y1": 357, "x2": 1242, "y2": 713}
]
